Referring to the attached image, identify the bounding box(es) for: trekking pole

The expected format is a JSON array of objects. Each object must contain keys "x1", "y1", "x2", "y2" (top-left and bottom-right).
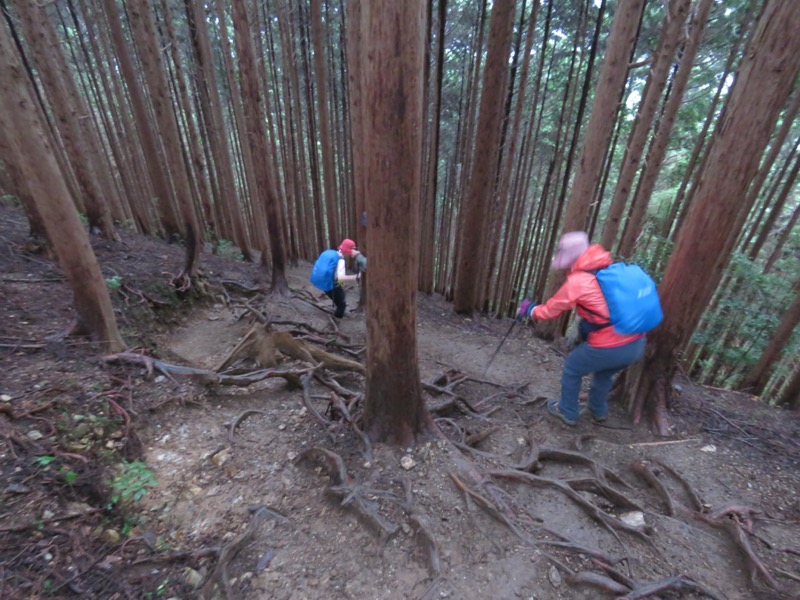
[{"x1": 482, "y1": 319, "x2": 517, "y2": 377}]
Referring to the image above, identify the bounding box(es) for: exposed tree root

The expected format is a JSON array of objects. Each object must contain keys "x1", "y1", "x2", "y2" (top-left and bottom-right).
[
  {"x1": 538, "y1": 445, "x2": 629, "y2": 487},
  {"x1": 399, "y1": 479, "x2": 443, "y2": 577},
  {"x1": 568, "y1": 559, "x2": 727, "y2": 599},
  {"x1": 215, "y1": 324, "x2": 364, "y2": 373},
  {"x1": 629, "y1": 458, "x2": 786, "y2": 595},
  {"x1": 631, "y1": 460, "x2": 679, "y2": 516},
  {"x1": 490, "y1": 469, "x2": 650, "y2": 542},
  {"x1": 102, "y1": 351, "x2": 311, "y2": 388},
  {"x1": 200, "y1": 505, "x2": 269, "y2": 600},
  {"x1": 448, "y1": 471, "x2": 531, "y2": 542},
  {"x1": 228, "y1": 409, "x2": 270, "y2": 442},
  {"x1": 295, "y1": 447, "x2": 399, "y2": 541},
  {"x1": 699, "y1": 510, "x2": 782, "y2": 591},
  {"x1": 568, "y1": 570, "x2": 631, "y2": 594}
]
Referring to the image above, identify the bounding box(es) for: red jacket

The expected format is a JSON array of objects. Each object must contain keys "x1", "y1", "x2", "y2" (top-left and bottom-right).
[{"x1": 531, "y1": 244, "x2": 645, "y2": 348}]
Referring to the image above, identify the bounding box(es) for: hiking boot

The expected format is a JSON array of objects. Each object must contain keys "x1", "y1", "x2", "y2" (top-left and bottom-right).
[
  {"x1": 547, "y1": 399, "x2": 577, "y2": 426},
  {"x1": 590, "y1": 412, "x2": 608, "y2": 424}
]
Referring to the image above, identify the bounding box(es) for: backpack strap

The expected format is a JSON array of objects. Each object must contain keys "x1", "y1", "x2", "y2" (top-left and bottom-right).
[{"x1": 578, "y1": 268, "x2": 611, "y2": 325}]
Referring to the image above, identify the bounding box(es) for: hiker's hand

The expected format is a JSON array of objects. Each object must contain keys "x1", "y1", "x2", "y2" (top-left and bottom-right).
[
  {"x1": 355, "y1": 272, "x2": 361, "y2": 282},
  {"x1": 516, "y1": 299, "x2": 536, "y2": 322}
]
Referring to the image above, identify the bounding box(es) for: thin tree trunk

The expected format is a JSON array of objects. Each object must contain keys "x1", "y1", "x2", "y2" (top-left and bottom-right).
[
  {"x1": 101, "y1": 0, "x2": 182, "y2": 240},
  {"x1": 740, "y1": 277, "x2": 800, "y2": 395},
  {"x1": 536, "y1": 0, "x2": 645, "y2": 339},
  {"x1": 127, "y1": 0, "x2": 202, "y2": 277},
  {"x1": 13, "y1": 0, "x2": 117, "y2": 239},
  {"x1": 311, "y1": 0, "x2": 339, "y2": 243},
  {"x1": 778, "y1": 366, "x2": 800, "y2": 410},
  {"x1": 185, "y1": 0, "x2": 252, "y2": 261},
  {"x1": 747, "y1": 150, "x2": 800, "y2": 260},
  {"x1": 763, "y1": 201, "x2": 800, "y2": 274},
  {"x1": 600, "y1": 0, "x2": 691, "y2": 252},
  {"x1": 0, "y1": 17, "x2": 125, "y2": 352},
  {"x1": 617, "y1": 0, "x2": 712, "y2": 258},
  {"x1": 230, "y1": 0, "x2": 289, "y2": 295},
  {"x1": 453, "y1": 0, "x2": 516, "y2": 315}
]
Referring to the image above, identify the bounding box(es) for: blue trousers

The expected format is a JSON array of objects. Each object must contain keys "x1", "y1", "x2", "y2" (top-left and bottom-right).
[{"x1": 557, "y1": 337, "x2": 646, "y2": 422}]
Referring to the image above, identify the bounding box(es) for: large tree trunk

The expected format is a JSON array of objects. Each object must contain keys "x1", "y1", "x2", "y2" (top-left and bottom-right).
[
  {"x1": 453, "y1": 0, "x2": 516, "y2": 315},
  {"x1": 0, "y1": 17, "x2": 125, "y2": 352},
  {"x1": 353, "y1": 0, "x2": 432, "y2": 446},
  {"x1": 626, "y1": 0, "x2": 800, "y2": 435}
]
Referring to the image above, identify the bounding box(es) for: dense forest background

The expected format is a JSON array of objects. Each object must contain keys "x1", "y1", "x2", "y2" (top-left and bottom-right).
[{"x1": 0, "y1": 0, "x2": 798, "y2": 416}]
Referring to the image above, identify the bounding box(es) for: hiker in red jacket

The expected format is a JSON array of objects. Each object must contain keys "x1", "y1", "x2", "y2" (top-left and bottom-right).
[{"x1": 517, "y1": 232, "x2": 647, "y2": 426}]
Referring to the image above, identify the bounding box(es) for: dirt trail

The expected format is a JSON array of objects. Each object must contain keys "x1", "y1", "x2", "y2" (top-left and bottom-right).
[{"x1": 133, "y1": 267, "x2": 800, "y2": 600}]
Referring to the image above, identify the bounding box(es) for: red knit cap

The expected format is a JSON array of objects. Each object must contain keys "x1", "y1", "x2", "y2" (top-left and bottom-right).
[{"x1": 338, "y1": 239, "x2": 356, "y2": 257}]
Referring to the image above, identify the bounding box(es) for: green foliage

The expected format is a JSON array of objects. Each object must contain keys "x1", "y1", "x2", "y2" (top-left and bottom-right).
[
  {"x1": 0, "y1": 193, "x2": 20, "y2": 207},
  {"x1": 689, "y1": 250, "x2": 794, "y2": 388},
  {"x1": 109, "y1": 461, "x2": 157, "y2": 506},
  {"x1": 36, "y1": 455, "x2": 57, "y2": 467},
  {"x1": 105, "y1": 275, "x2": 123, "y2": 290},
  {"x1": 142, "y1": 578, "x2": 171, "y2": 599},
  {"x1": 35, "y1": 455, "x2": 78, "y2": 485},
  {"x1": 213, "y1": 238, "x2": 243, "y2": 261}
]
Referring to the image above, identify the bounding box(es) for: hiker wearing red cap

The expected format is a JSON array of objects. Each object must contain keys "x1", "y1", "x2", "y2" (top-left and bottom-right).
[
  {"x1": 310, "y1": 239, "x2": 362, "y2": 318},
  {"x1": 516, "y1": 231, "x2": 658, "y2": 426}
]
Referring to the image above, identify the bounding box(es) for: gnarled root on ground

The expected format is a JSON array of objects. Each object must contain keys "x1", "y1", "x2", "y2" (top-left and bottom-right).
[
  {"x1": 216, "y1": 325, "x2": 364, "y2": 373},
  {"x1": 101, "y1": 351, "x2": 310, "y2": 388},
  {"x1": 200, "y1": 505, "x2": 270, "y2": 600}
]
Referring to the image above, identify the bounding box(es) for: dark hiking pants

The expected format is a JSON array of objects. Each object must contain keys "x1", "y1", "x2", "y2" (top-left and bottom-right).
[{"x1": 325, "y1": 285, "x2": 346, "y2": 318}]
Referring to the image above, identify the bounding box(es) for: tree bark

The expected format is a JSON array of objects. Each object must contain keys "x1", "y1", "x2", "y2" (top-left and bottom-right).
[
  {"x1": 101, "y1": 0, "x2": 182, "y2": 240},
  {"x1": 311, "y1": 0, "x2": 339, "y2": 244},
  {"x1": 453, "y1": 0, "x2": 516, "y2": 315},
  {"x1": 0, "y1": 17, "x2": 125, "y2": 352},
  {"x1": 617, "y1": 0, "x2": 711, "y2": 258},
  {"x1": 126, "y1": 0, "x2": 202, "y2": 277},
  {"x1": 536, "y1": 0, "x2": 645, "y2": 339},
  {"x1": 354, "y1": 0, "x2": 432, "y2": 446},
  {"x1": 185, "y1": 0, "x2": 253, "y2": 261},
  {"x1": 601, "y1": 0, "x2": 691, "y2": 253},
  {"x1": 626, "y1": 0, "x2": 800, "y2": 435},
  {"x1": 778, "y1": 366, "x2": 800, "y2": 410},
  {"x1": 13, "y1": 0, "x2": 117, "y2": 239},
  {"x1": 230, "y1": 0, "x2": 290, "y2": 295}
]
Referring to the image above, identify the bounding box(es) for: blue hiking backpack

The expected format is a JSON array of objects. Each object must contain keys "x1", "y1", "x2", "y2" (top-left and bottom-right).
[
  {"x1": 310, "y1": 249, "x2": 340, "y2": 292},
  {"x1": 587, "y1": 263, "x2": 663, "y2": 335}
]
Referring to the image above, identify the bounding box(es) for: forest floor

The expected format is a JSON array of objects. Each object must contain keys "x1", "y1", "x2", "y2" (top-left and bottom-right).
[{"x1": 1, "y1": 199, "x2": 800, "y2": 600}]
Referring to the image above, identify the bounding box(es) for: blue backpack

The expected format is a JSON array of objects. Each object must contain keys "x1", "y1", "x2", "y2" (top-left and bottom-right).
[
  {"x1": 586, "y1": 263, "x2": 663, "y2": 335},
  {"x1": 310, "y1": 249, "x2": 340, "y2": 292}
]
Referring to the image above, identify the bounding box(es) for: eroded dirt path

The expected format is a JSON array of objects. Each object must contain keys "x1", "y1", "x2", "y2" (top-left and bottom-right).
[{"x1": 136, "y1": 269, "x2": 800, "y2": 600}]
